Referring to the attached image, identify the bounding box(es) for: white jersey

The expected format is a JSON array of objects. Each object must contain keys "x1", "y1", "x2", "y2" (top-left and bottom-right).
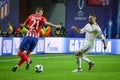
[
  {"x1": 79, "y1": 23, "x2": 105, "y2": 54},
  {"x1": 80, "y1": 23, "x2": 105, "y2": 43}
]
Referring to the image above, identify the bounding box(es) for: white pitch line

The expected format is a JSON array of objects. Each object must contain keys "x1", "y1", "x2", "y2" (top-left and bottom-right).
[{"x1": 0, "y1": 56, "x2": 71, "y2": 62}]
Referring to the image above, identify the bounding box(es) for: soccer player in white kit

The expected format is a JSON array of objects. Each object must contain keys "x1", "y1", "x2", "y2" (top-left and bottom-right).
[{"x1": 71, "y1": 14, "x2": 107, "y2": 72}]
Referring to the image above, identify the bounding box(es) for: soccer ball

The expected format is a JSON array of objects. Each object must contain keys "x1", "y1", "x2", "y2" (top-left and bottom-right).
[{"x1": 34, "y1": 64, "x2": 43, "y2": 73}]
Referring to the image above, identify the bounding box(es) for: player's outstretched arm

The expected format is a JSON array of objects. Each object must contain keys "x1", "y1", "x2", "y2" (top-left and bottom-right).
[
  {"x1": 20, "y1": 23, "x2": 25, "y2": 27},
  {"x1": 20, "y1": 23, "x2": 28, "y2": 28},
  {"x1": 98, "y1": 30, "x2": 107, "y2": 50},
  {"x1": 102, "y1": 39, "x2": 107, "y2": 50},
  {"x1": 44, "y1": 22, "x2": 61, "y2": 28},
  {"x1": 71, "y1": 26, "x2": 81, "y2": 33}
]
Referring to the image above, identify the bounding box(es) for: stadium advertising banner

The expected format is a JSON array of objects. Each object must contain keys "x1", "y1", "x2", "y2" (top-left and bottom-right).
[
  {"x1": 66, "y1": 38, "x2": 114, "y2": 54},
  {"x1": 45, "y1": 38, "x2": 115, "y2": 54},
  {"x1": 0, "y1": 37, "x2": 120, "y2": 56},
  {"x1": 66, "y1": 0, "x2": 119, "y2": 38},
  {"x1": 0, "y1": 37, "x2": 2, "y2": 56},
  {"x1": 0, "y1": 38, "x2": 45, "y2": 56},
  {"x1": 36, "y1": 39, "x2": 45, "y2": 54},
  {"x1": 0, "y1": 0, "x2": 9, "y2": 19},
  {"x1": 0, "y1": 0, "x2": 19, "y2": 32},
  {"x1": 2, "y1": 37, "x2": 13, "y2": 56},
  {"x1": 12, "y1": 38, "x2": 21, "y2": 55},
  {"x1": 45, "y1": 38, "x2": 119, "y2": 54},
  {"x1": 45, "y1": 37, "x2": 66, "y2": 53}
]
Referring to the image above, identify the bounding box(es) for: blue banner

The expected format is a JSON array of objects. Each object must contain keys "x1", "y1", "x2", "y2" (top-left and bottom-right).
[
  {"x1": 0, "y1": 37, "x2": 120, "y2": 56},
  {"x1": 66, "y1": 38, "x2": 119, "y2": 54},
  {"x1": 66, "y1": 0, "x2": 119, "y2": 39},
  {"x1": 0, "y1": 37, "x2": 45, "y2": 56},
  {"x1": 0, "y1": 0, "x2": 19, "y2": 32},
  {"x1": 2, "y1": 37, "x2": 13, "y2": 55}
]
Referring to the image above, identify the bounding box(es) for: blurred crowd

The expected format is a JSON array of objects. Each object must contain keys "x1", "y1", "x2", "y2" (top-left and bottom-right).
[
  {"x1": 0, "y1": 22, "x2": 68, "y2": 37},
  {"x1": 0, "y1": 21, "x2": 120, "y2": 39}
]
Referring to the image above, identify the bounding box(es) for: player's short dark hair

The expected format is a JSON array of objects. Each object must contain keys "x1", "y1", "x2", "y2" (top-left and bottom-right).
[
  {"x1": 59, "y1": 22, "x2": 63, "y2": 25},
  {"x1": 36, "y1": 7, "x2": 44, "y2": 13},
  {"x1": 89, "y1": 14, "x2": 96, "y2": 17}
]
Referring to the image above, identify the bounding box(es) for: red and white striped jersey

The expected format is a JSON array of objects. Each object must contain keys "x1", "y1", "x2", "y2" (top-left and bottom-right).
[{"x1": 24, "y1": 14, "x2": 47, "y2": 38}]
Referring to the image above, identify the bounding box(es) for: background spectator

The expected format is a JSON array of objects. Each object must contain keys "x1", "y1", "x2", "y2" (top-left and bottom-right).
[
  {"x1": 0, "y1": 26, "x2": 2, "y2": 36},
  {"x1": 20, "y1": 25, "x2": 28, "y2": 37},
  {"x1": 40, "y1": 24, "x2": 51, "y2": 37},
  {"x1": 54, "y1": 22, "x2": 68, "y2": 37},
  {"x1": 6, "y1": 22, "x2": 13, "y2": 37},
  {"x1": 14, "y1": 26, "x2": 23, "y2": 37},
  {"x1": 7, "y1": 22, "x2": 13, "y2": 33},
  {"x1": 115, "y1": 34, "x2": 119, "y2": 39}
]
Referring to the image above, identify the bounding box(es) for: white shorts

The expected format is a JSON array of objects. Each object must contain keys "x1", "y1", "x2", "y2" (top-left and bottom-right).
[{"x1": 79, "y1": 41, "x2": 94, "y2": 55}]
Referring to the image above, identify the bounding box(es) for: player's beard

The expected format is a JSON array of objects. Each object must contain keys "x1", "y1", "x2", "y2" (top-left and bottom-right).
[{"x1": 89, "y1": 21, "x2": 93, "y2": 25}]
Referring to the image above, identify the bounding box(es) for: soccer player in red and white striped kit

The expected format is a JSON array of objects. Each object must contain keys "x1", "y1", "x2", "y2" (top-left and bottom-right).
[{"x1": 12, "y1": 7, "x2": 61, "y2": 72}]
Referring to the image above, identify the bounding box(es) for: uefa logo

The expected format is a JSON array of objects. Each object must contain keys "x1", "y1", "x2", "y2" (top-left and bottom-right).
[
  {"x1": 74, "y1": 0, "x2": 87, "y2": 21},
  {"x1": 0, "y1": 0, "x2": 9, "y2": 20},
  {"x1": 78, "y1": 0, "x2": 84, "y2": 17}
]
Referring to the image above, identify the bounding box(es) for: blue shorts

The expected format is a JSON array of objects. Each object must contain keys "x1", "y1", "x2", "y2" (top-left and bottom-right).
[{"x1": 19, "y1": 36, "x2": 38, "y2": 52}]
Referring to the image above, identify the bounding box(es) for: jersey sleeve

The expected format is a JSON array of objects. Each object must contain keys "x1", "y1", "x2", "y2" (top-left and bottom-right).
[
  {"x1": 24, "y1": 15, "x2": 32, "y2": 25},
  {"x1": 42, "y1": 17, "x2": 47, "y2": 23},
  {"x1": 97, "y1": 26, "x2": 105, "y2": 40},
  {"x1": 80, "y1": 24, "x2": 88, "y2": 33}
]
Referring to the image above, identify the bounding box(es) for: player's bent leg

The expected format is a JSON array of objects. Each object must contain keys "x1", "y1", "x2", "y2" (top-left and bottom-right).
[
  {"x1": 88, "y1": 61, "x2": 94, "y2": 70},
  {"x1": 12, "y1": 65, "x2": 18, "y2": 72},
  {"x1": 72, "y1": 51, "x2": 83, "y2": 72},
  {"x1": 26, "y1": 51, "x2": 31, "y2": 57},
  {"x1": 25, "y1": 51, "x2": 32, "y2": 70},
  {"x1": 17, "y1": 58, "x2": 25, "y2": 67},
  {"x1": 18, "y1": 49, "x2": 28, "y2": 63},
  {"x1": 75, "y1": 51, "x2": 83, "y2": 56},
  {"x1": 81, "y1": 56, "x2": 91, "y2": 63},
  {"x1": 81, "y1": 55, "x2": 94, "y2": 70},
  {"x1": 18, "y1": 49, "x2": 24, "y2": 57},
  {"x1": 12, "y1": 50, "x2": 25, "y2": 72},
  {"x1": 72, "y1": 68, "x2": 82, "y2": 72},
  {"x1": 26, "y1": 59, "x2": 32, "y2": 70}
]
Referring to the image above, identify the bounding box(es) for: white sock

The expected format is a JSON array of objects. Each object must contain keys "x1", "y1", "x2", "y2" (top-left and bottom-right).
[
  {"x1": 81, "y1": 56, "x2": 91, "y2": 63},
  {"x1": 76, "y1": 56, "x2": 82, "y2": 69},
  {"x1": 15, "y1": 65, "x2": 19, "y2": 68}
]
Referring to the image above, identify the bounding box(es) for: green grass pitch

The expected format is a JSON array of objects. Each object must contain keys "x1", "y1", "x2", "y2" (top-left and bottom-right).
[{"x1": 0, "y1": 54, "x2": 120, "y2": 80}]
